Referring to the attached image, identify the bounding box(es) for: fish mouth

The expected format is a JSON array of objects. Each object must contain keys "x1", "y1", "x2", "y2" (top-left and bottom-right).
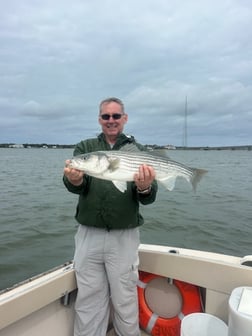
[
  {"x1": 66, "y1": 160, "x2": 74, "y2": 168},
  {"x1": 67, "y1": 159, "x2": 80, "y2": 169}
]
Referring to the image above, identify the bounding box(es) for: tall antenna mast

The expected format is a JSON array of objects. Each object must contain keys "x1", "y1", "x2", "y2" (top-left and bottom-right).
[{"x1": 183, "y1": 95, "x2": 188, "y2": 147}]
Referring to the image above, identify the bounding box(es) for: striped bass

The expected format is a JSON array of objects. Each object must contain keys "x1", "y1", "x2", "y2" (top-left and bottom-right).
[{"x1": 68, "y1": 148, "x2": 207, "y2": 193}]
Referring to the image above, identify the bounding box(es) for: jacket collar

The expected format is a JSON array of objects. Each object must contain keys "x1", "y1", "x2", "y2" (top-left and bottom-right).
[{"x1": 98, "y1": 133, "x2": 135, "y2": 149}]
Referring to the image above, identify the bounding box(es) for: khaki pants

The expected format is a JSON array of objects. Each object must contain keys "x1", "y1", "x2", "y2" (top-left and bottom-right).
[{"x1": 74, "y1": 225, "x2": 141, "y2": 336}]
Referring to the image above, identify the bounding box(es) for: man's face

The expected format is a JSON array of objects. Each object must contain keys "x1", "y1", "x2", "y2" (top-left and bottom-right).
[{"x1": 99, "y1": 102, "x2": 128, "y2": 139}]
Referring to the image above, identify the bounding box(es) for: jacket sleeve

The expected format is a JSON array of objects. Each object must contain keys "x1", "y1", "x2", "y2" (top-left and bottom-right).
[{"x1": 63, "y1": 174, "x2": 89, "y2": 195}]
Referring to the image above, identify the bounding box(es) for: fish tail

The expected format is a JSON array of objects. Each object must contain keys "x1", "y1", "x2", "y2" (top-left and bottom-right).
[{"x1": 191, "y1": 168, "x2": 208, "y2": 192}]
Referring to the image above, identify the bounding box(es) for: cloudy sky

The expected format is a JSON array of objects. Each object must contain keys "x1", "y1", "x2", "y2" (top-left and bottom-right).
[{"x1": 1, "y1": 0, "x2": 252, "y2": 147}]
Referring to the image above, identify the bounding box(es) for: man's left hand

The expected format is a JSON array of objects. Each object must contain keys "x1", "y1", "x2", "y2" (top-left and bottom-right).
[{"x1": 134, "y1": 164, "x2": 156, "y2": 192}]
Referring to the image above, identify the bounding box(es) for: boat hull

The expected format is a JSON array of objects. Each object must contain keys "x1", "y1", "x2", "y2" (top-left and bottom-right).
[{"x1": 0, "y1": 244, "x2": 252, "y2": 335}]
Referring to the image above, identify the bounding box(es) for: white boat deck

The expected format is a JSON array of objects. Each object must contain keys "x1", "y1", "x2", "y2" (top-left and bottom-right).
[{"x1": 107, "y1": 328, "x2": 149, "y2": 336}]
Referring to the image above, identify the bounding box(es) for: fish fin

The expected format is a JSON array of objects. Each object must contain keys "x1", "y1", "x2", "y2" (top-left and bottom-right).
[
  {"x1": 158, "y1": 177, "x2": 176, "y2": 191},
  {"x1": 108, "y1": 157, "x2": 120, "y2": 171},
  {"x1": 121, "y1": 144, "x2": 170, "y2": 158},
  {"x1": 120, "y1": 143, "x2": 141, "y2": 152},
  {"x1": 159, "y1": 169, "x2": 208, "y2": 192},
  {"x1": 112, "y1": 180, "x2": 127, "y2": 192},
  {"x1": 148, "y1": 149, "x2": 170, "y2": 159},
  {"x1": 191, "y1": 169, "x2": 208, "y2": 192}
]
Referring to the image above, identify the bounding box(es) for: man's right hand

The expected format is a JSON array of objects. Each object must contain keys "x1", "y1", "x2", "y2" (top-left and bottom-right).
[{"x1": 64, "y1": 160, "x2": 84, "y2": 186}]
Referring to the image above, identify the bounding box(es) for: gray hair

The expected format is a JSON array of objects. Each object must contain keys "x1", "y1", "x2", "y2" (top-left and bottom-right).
[{"x1": 99, "y1": 97, "x2": 125, "y2": 114}]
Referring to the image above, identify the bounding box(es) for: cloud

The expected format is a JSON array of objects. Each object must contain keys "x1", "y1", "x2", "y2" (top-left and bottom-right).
[{"x1": 0, "y1": 0, "x2": 252, "y2": 146}]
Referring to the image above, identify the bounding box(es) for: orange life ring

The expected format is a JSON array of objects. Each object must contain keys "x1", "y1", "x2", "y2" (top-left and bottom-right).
[{"x1": 138, "y1": 271, "x2": 202, "y2": 336}]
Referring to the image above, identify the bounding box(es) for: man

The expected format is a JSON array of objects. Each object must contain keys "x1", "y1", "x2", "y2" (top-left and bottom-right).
[{"x1": 63, "y1": 97, "x2": 157, "y2": 336}]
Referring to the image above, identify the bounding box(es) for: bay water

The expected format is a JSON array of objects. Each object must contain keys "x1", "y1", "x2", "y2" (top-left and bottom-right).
[{"x1": 0, "y1": 148, "x2": 251, "y2": 290}]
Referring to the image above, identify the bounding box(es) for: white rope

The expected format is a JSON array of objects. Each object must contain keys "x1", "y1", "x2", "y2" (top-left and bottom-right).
[
  {"x1": 137, "y1": 279, "x2": 147, "y2": 289},
  {"x1": 146, "y1": 313, "x2": 158, "y2": 334}
]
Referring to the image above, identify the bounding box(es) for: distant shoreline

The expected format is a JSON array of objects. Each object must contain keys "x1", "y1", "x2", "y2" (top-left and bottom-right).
[
  {"x1": 1, "y1": 143, "x2": 251, "y2": 150},
  {"x1": 175, "y1": 145, "x2": 252, "y2": 151}
]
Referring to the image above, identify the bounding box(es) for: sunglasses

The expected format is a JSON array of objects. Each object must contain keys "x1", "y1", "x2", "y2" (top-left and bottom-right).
[{"x1": 100, "y1": 113, "x2": 124, "y2": 120}]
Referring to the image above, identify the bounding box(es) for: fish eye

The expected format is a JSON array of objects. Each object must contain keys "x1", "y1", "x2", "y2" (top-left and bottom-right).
[{"x1": 82, "y1": 154, "x2": 90, "y2": 161}]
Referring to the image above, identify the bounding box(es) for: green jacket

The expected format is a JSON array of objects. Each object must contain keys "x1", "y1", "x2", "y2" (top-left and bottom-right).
[{"x1": 63, "y1": 133, "x2": 158, "y2": 230}]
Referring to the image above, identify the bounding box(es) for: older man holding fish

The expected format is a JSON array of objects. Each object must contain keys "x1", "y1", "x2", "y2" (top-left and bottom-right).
[{"x1": 63, "y1": 97, "x2": 157, "y2": 336}]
